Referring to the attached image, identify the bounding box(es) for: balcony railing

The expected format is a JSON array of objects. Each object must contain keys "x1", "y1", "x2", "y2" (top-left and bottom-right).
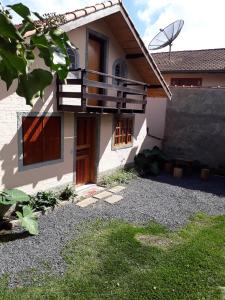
[{"x1": 57, "y1": 69, "x2": 148, "y2": 114}]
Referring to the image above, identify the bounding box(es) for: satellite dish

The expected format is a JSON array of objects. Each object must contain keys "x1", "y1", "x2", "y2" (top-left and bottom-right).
[{"x1": 148, "y1": 19, "x2": 184, "y2": 59}]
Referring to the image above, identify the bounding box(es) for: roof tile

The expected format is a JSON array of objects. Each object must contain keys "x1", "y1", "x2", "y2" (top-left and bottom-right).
[{"x1": 152, "y1": 48, "x2": 225, "y2": 73}]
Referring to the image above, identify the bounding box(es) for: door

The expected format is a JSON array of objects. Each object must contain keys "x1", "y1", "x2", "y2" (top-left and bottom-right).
[
  {"x1": 76, "y1": 117, "x2": 96, "y2": 186},
  {"x1": 87, "y1": 35, "x2": 104, "y2": 106}
]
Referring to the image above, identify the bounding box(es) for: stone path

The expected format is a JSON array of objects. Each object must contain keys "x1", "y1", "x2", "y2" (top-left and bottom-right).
[{"x1": 76, "y1": 185, "x2": 125, "y2": 207}]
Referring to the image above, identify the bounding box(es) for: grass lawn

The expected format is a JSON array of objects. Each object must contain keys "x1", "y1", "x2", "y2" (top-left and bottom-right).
[{"x1": 1, "y1": 213, "x2": 225, "y2": 299}]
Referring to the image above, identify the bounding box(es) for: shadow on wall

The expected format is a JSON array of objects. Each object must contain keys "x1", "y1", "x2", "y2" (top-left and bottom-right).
[
  {"x1": 0, "y1": 81, "x2": 73, "y2": 191},
  {"x1": 98, "y1": 107, "x2": 163, "y2": 174}
]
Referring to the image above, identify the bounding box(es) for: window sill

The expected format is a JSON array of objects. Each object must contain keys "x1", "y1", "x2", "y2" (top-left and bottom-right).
[{"x1": 112, "y1": 143, "x2": 133, "y2": 151}]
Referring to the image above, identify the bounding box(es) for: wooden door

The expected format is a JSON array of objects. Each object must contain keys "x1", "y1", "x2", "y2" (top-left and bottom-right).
[
  {"x1": 87, "y1": 36, "x2": 103, "y2": 106},
  {"x1": 76, "y1": 117, "x2": 96, "y2": 186}
]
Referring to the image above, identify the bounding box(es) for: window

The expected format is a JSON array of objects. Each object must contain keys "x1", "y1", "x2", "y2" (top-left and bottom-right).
[
  {"x1": 22, "y1": 116, "x2": 61, "y2": 166},
  {"x1": 113, "y1": 117, "x2": 133, "y2": 148},
  {"x1": 171, "y1": 78, "x2": 202, "y2": 87},
  {"x1": 112, "y1": 59, "x2": 128, "y2": 85},
  {"x1": 67, "y1": 45, "x2": 79, "y2": 70},
  {"x1": 66, "y1": 45, "x2": 80, "y2": 79}
]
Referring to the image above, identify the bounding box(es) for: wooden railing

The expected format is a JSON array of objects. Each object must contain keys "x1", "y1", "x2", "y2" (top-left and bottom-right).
[{"x1": 57, "y1": 69, "x2": 148, "y2": 113}]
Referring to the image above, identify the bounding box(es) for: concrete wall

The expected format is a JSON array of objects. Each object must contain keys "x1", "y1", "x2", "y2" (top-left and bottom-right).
[{"x1": 164, "y1": 87, "x2": 225, "y2": 167}]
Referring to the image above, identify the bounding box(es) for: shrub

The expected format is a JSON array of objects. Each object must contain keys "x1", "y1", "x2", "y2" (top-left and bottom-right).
[
  {"x1": 134, "y1": 146, "x2": 168, "y2": 176},
  {"x1": 59, "y1": 185, "x2": 77, "y2": 201},
  {"x1": 100, "y1": 169, "x2": 137, "y2": 188},
  {"x1": 30, "y1": 191, "x2": 58, "y2": 212},
  {"x1": 16, "y1": 206, "x2": 39, "y2": 235}
]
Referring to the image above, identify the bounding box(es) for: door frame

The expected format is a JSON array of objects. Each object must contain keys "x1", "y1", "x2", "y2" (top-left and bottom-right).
[
  {"x1": 73, "y1": 113, "x2": 101, "y2": 186},
  {"x1": 85, "y1": 28, "x2": 109, "y2": 77}
]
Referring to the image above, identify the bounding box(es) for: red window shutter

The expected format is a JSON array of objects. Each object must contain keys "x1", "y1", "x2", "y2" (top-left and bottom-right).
[
  {"x1": 43, "y1": 117, "x2": 61, "y2": 161},
  {"x1": 22, "y1": 117, "x2": 44, "y2": 165},
  {"x1": 22, "y1": 116, "x2": 61, "y2": 166}
]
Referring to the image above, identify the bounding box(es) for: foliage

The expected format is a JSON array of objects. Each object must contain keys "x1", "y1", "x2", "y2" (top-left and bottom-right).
[
  {"x1": 30, "y1": 191, "x2": 58, "y2": 212},
  {"x1": 0, "y1": 188, "x2": 30, "y2": 205},
  {"x1": 16, "y1": 205, "x2": 38, "y2": 235},
  {"x1": 59, "y1": 185, "x2": 77, "y2": 201},
  {"x1": 0, "y1": 2, "x2": 71, "y2": 105},
  {"x1": 134, "y1": 146, "x2": 168, "y2": 176},
  {"x1": 100, "y1": 169, "x2": 137, "y2": 187},
  {"x1": 1, "y1": 214, "x2": 225, "y2": 299}
]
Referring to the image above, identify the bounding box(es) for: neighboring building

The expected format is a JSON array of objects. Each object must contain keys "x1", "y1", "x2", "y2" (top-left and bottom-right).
[
  {"x1": 0, "y1": 0, "x2": 170, "y2": 193},
  {"x1": 152, "y1": 48, "x2": 225, "y2": 87},
  {"x1": 152, "y1": 49, "x2": 225, "y2": 168}
]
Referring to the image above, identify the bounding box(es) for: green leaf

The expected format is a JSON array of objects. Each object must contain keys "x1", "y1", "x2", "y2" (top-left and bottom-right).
[
  {"x1": 19, "y1": 20, "x2": 35, "y2": 36},
  {"x1": 0, "y1": 59, "x2": 18, "y2": 89},
  {"x1": 31, "y1": 34, "x2": 50, "y2": 48},
  {"x1": 17, "y1": 69, "x2": 53, "y2": 105},
  {"x1": 16, "y1": 205, "x2": 39, "y2": 235},
  {"x1": 52, "y1": 28, "x2": 64, "y2": 36},
  {"x1": 0, "y1": 49, "x2": 27, "y2": 74},
  {"x1": 0, "y1": 12, "x2": 23, "y2": 41},
  {"x1": 8, "y1": 3, "x2": 31, "y2": 19},
  {"x1": 0, "y1": 189, "x2": 30, "y2": 205}
]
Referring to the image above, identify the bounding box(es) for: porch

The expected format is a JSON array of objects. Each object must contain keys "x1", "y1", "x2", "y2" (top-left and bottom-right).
[{"x1": 57, "y1": 69, "x2": 150, "y2": 114}]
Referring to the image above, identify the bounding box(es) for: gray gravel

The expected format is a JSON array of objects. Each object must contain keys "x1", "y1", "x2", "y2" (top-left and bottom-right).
[{"x1": 1, "y1": 174, "x2": 225, "y2": 287}]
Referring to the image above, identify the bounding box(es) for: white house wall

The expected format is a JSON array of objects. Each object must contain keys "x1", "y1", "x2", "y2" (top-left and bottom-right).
[{"x1": 0, "y1": 17, "x2": 168, "y2": 193}]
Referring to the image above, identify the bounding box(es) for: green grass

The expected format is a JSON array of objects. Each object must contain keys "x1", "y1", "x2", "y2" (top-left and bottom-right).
[
  {"x1": 99, "y1": 168, "x2": 137, "y2": 187},
  {"x1": 1, "y1": 214, "x2": 225, "y2": 299}
]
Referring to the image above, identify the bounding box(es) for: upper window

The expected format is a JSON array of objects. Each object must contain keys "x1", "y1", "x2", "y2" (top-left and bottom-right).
[
  {"x1": 67, "y1": 45, "x2": 79, "y2": 70},
  {"x1": 171, "y1": 78, "x2": 202, "y2": 87},
  {"x1": 22, "y1": 116, "x2": 61, "y2": 166},
  {"x1": 112, "y1": 59, "x2": 128, "y2": 85},
  {"x1": 113, "y1": 117, "x2": 133, "y2": 149}
]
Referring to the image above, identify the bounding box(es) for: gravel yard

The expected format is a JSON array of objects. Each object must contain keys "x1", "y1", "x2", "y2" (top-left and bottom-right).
[{"x1": 1, "y1": 174, "x2": 225, "y2": 287}]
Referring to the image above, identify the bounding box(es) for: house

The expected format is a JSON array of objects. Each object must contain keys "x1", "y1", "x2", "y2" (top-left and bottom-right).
[
  {"x1": 152, "y1": 48, "x2": 225, "y2": 87},
  {"x1": 152, "y1": 49, "x2": 225, "y2": 168},
  {"x1": 0, "y1": 0, "x2": 171, "y2": 194}
]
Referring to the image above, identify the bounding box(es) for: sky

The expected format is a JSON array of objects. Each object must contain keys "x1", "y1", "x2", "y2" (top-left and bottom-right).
[{"x1": 3, "y1": 0, "x2": 225, "y2": 52}]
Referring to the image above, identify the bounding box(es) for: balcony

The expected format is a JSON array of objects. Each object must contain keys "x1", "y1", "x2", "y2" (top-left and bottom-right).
[{"x1": 57, "y1": 69, "x2": 148, "y2": 114}]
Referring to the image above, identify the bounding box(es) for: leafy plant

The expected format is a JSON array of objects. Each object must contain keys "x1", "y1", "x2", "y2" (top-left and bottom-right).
[
  {"x1": 0, "y1": 2, "x2": 71, "y2": 105},
  {"x1": 16, "y1": 205, "x2": 39, "y2": 235},
  {"x1": 30, "y1": 191, "x2": 58, "y2": 212},
  {"x1": 100, "y1": 169, "x2": 137, "y2": 188},
  {"x1": 59, "y1": 185, "x2": 76, "y2": 201},
  {"x1": 134, "y1": 146, "x2": 168, "y2": 176},
  {"x1": 0, "y1": 188, "x2": 30, "y2": 205}
]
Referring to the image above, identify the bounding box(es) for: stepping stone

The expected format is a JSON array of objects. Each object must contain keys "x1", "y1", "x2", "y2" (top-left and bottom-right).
[
  {"x1": 76, "y1": 197, "x2": 98, "y2": 208},
  {"x1": 93, "y1": 191, "x2": 112, "y2": 200},
  {"x1": 109, "y1": 186, "x2": 126, "y2": 193},
  {"x1": 104, "y1": 195, "x2": 123, "y2": 204}
]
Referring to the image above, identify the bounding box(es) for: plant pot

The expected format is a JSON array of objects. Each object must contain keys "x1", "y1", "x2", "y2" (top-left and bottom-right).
[
  {"x1": 200, "y1": 168, "x2": 210, "y2": 181},
  {"x1": 164, "y1": 162, "x2": 173, "y2": 173},
  {"x1": 173, "y1": 167, "x2": 183, "y2": 179}
]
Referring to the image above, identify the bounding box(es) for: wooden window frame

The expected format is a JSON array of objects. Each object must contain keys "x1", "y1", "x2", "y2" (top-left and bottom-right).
[
  {"x1": 171, "y1": 78, "x2": 202, "y2": 87},
  {"x1": 22, "y1": 116, "x2": 62, "y2": 167},
  {"x1": 112, "y1": 116, "x2": 134, "y2": 150}
]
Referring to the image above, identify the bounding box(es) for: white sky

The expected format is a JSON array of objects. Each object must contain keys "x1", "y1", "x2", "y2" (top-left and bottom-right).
[
  {"x1": 136, "y1": 0, "x2": 225, "y2": 52},
  {"x1": 3, "y1": 0, "x2": 225, "y2": 52}
]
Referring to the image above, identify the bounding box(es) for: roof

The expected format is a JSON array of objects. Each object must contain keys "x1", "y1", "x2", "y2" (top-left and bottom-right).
[
  {"x1": 152, "y1": 48, "x2": 225, "y2": 73},
  {"x1": 23, "y1": 0, "x2": 171, "y2": 98},
  {"x1": 62, "y1": 0, "x2": 122, "y2": 23}
]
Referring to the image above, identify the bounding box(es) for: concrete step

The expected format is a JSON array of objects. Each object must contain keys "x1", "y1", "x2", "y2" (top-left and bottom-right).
[
  {"x1": 104, "y1": 195, "x2": 123, "y2": 204},
  {"x1": 76, "y1": 197, "x2": 98, "y2": 208}
]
